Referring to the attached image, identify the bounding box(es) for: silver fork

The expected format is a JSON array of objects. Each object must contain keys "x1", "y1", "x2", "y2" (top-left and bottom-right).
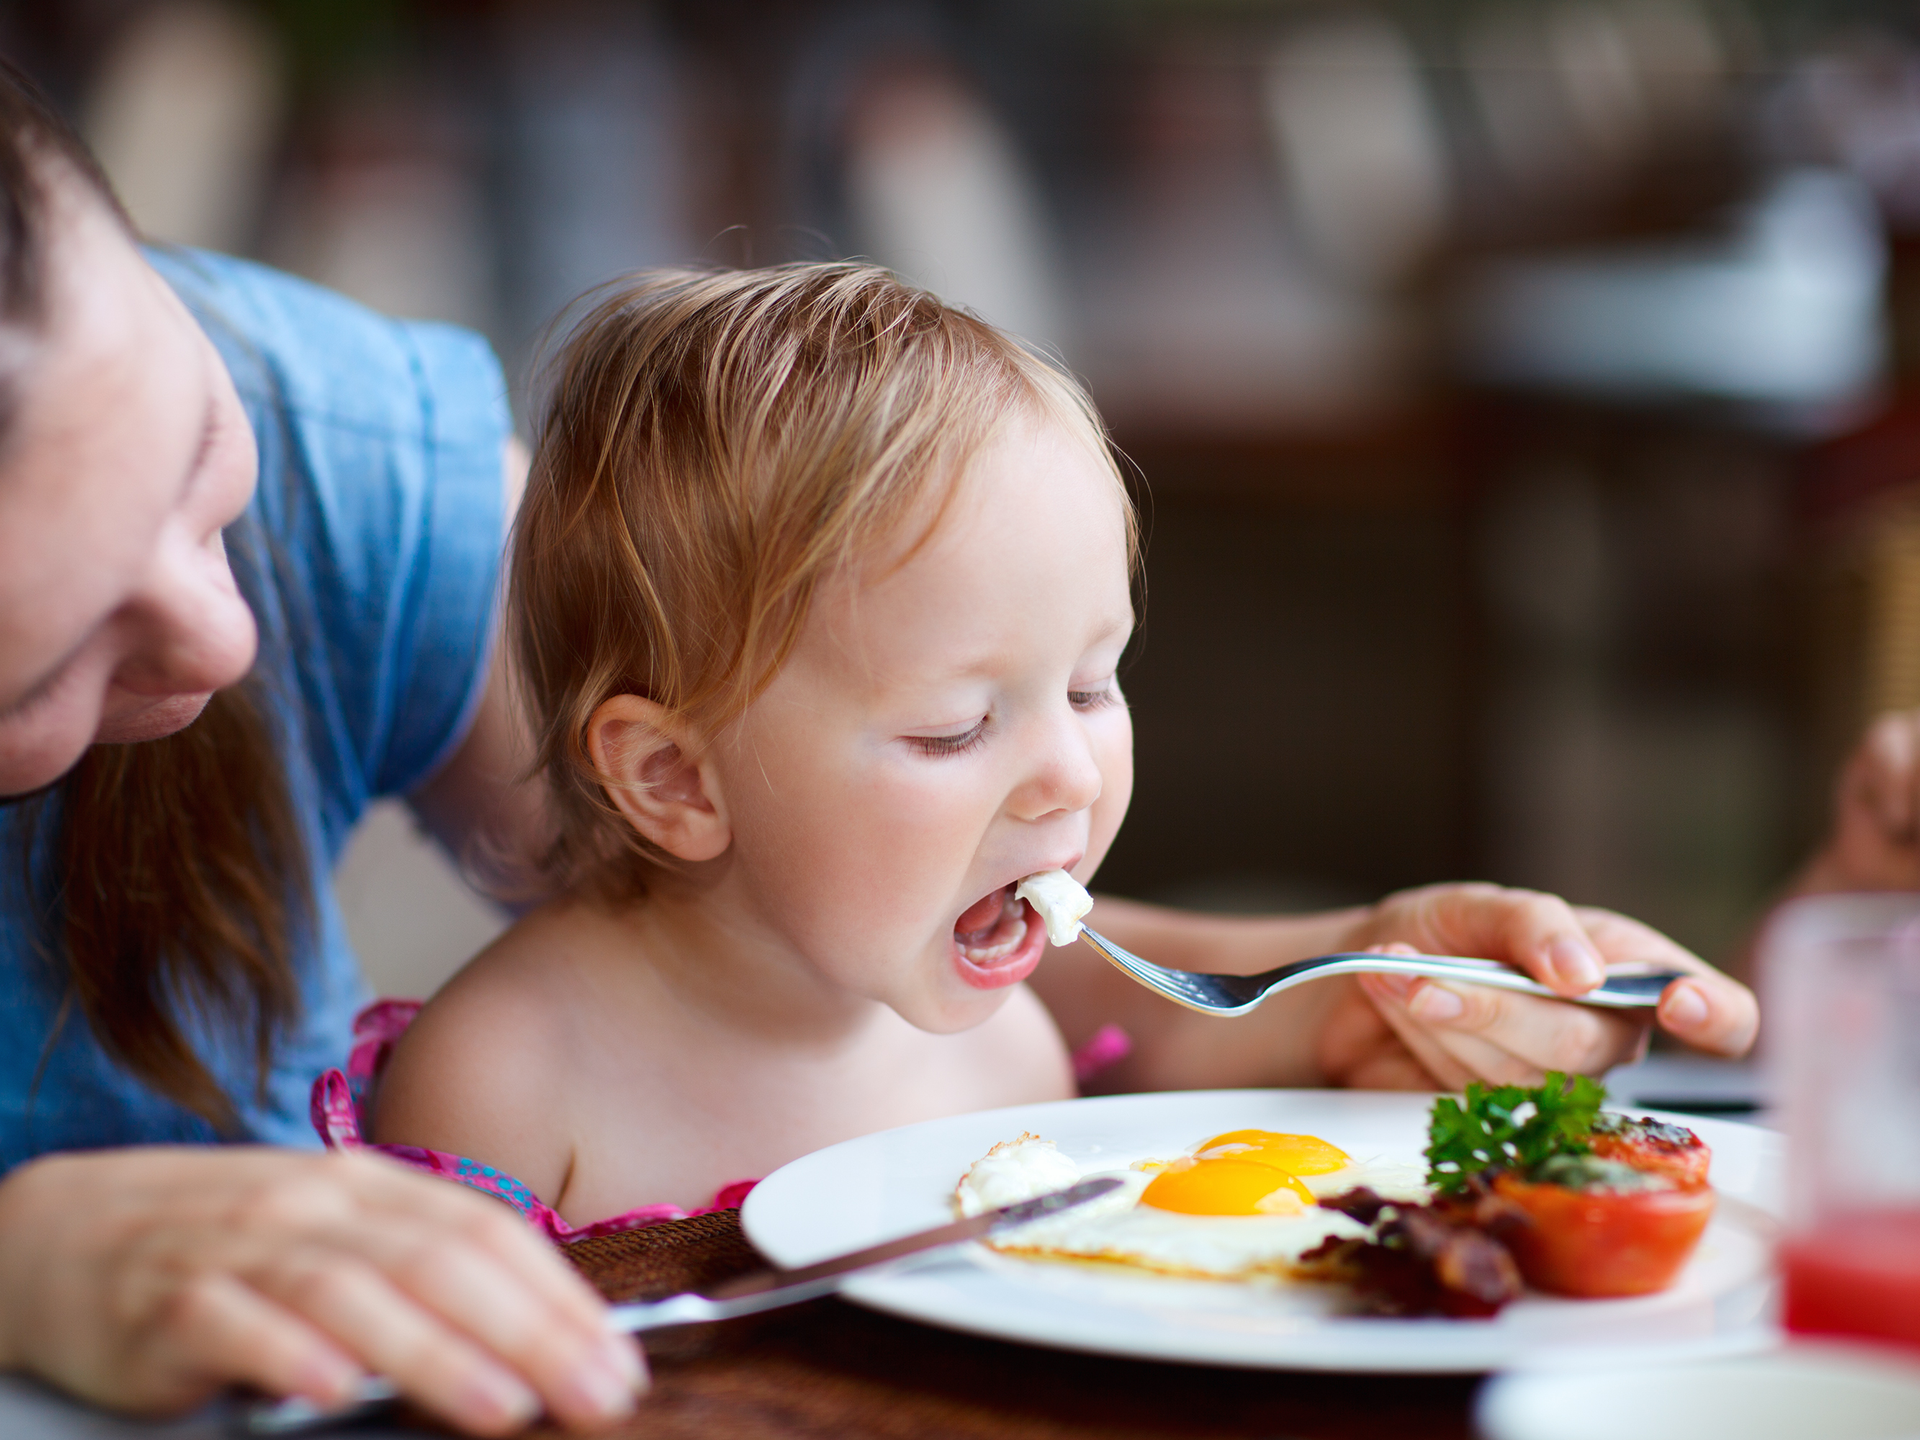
[{"x1": 1077, "y1": 927, "x2": 1683, "y2": 1017}]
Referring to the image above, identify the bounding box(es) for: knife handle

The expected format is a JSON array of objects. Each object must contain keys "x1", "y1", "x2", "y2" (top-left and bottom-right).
[
  {"x1": 608, "y1": 1291, "x2": 730, "y2": 1330},
  {"x1": 612, "y1": 1271, "x2": 847, "y2": 1330}
]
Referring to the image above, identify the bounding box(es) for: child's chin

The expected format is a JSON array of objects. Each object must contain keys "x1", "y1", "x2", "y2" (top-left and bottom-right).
[{"x1": 900, "y1": 982, "x2": 1023, "y2": 1036}]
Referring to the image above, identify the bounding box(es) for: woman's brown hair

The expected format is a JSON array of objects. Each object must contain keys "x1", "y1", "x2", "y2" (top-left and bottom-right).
[
  {"x1": 513, "y1": 262, "x2": 1132, "y2": 902},
  {"x1": 0, "y1": 59, "x2": 306, "y2": 1133}
]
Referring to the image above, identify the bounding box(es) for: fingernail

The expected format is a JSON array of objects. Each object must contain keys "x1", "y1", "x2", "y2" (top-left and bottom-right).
[
  {"x1": 293, "y1": 1356, "x2": 363, "y2": 1408},
  {"x1": 600, "y1": 1333, "x2": 645, "y2": 1389},
  {"x1": 1411, "y1": 984, "x2": 1465, "y2": 1022},
  {"x1": 1549, "y1": 938, "x2": 1603, "y2": 992},
  {"x1": 1663, "y1": 981, "x2": 1709, "y2": 1031},
  {"x1": 1364, "y1": 972, "x2": 1417, "y2": 1001},
  {"x1": 567, "y1": 1357, "x2": 639, "y2": 1421},
  {"x1": 464, "y1": 1369, "x2": 539, "y2": 1430}
]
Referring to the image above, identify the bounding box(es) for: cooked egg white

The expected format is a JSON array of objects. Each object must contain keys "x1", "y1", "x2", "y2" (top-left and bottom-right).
[
  {"x1": 954, "y1": 1133, "x2": 1083, "y2": 1215},
  {"x1": 1015, "y1": 870, "x2": 1094, "y2": 947},
  {"x1": 953, "y1": 1130, "x2": 1428, "y2": 1281}
]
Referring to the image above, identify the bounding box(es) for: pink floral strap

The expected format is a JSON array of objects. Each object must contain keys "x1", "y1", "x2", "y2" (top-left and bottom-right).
[
  {"x1": 311, "y1": 1001, "x2": 755, "y2": 1242},
  {"x1": 1071, "y1": 1022, "x2": 1133, "y2": 1086}
]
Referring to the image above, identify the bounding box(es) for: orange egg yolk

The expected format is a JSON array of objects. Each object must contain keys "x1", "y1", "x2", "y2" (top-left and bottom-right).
[
  {"x1": 1195, "y1": 1130, "x2": 1351, "y2": 1176},
  {"x1": 1139, "y1": 1157, "x2": 1315, "y2": 1215}
]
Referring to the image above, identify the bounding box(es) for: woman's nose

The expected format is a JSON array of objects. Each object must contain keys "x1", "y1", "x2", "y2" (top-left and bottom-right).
[
  {"x1": 115, "y1": 528, "x2": 258, "y2": 698},
  {"x1": 1013, "y1": 712, "x2": 1105, "y2": 821}
]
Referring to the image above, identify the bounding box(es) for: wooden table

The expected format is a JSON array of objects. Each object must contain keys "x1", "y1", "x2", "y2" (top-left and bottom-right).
[
  {"x1": 535, "y1": 1210, "x2": 1485, "y2": 1440},
  {"x1": 0, "y1": 1210, "x2": 1486, "y2": 1438}
]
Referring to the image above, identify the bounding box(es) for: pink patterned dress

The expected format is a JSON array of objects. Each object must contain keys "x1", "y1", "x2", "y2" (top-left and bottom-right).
[
  {"x1": 310, "y1": 1000, "x2": 755, "y2": 1241},
  {"x1": 310, "y1": 1000, "x2": 1132, "y2": 1242}
]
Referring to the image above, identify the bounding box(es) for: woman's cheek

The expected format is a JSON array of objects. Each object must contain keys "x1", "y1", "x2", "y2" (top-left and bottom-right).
[{"x1": 0, "y1": 675, "x2": 105, "y2": 795}]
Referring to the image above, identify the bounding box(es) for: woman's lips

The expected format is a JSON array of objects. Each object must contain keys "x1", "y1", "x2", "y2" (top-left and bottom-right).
[{"x1": 951, "y1": 885, "x2": 1046, "y2": 990}]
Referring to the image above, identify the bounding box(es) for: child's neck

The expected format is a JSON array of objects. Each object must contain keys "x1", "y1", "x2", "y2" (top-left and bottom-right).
[{"x1": 595, "y1": 876, "x2": 894, "y2": 1049}]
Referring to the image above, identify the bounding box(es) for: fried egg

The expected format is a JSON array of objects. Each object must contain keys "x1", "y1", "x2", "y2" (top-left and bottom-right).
[
  {"x1": 953, "y1": 1130, "x2": 1428, "y2": 1281},
  {"x1": 1015, "y1": 870, "x2": 1094, "y2": 946}
]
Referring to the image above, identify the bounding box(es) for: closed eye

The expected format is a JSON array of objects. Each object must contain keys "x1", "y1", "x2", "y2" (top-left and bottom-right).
[
  {"x1": 1069, "y1": 683, "x2": 1122, "y2": 711},
  {"x1": 0, "y1": 649, "x2": 79, "y2": 724},
  {"x1": 908, "y1": 718, "x2": 989, "y2": 757}
]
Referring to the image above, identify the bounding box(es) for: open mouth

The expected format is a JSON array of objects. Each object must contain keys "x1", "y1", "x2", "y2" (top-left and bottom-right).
[{"x1": 951, "y1": 884, "x2": 1047, "y2": 990}]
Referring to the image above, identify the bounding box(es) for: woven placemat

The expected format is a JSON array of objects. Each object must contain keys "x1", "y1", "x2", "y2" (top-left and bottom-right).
[
  {"x1": 563, "y1": 1210, "x2": 764, "y2": 1303},
  {"x1": 515, "y1": 1211, "x2": 1483, "y2": 1440}
]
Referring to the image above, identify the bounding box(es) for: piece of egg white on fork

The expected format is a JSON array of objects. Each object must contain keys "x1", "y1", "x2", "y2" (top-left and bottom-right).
[{"x1": 1017, "y1": 870, "x2": 1094, "y2": 947}]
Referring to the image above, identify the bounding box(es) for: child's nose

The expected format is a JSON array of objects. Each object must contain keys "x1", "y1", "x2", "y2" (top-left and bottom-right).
[{"x1": 1013, "y1": 715, "x2": 1104, "y2": 821}]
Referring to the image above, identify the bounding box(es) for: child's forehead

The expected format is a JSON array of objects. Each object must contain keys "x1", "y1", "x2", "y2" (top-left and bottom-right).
[
  {"x1": 795, "y1": 415, "x2": 1134, "y2": 689},
  {"x1": 897, "y1": 408, "x2": 1124, "y2": 552}
]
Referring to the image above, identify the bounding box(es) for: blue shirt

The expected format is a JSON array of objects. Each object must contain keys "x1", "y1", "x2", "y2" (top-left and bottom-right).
[{"x1": 0, "y1": 249, "x2": 509, "y2": 1166}]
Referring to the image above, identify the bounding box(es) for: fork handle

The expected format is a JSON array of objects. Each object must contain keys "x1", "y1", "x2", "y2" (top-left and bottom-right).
[{"x1": 1285, "y1": 953, "x2": 1684, "y2": 1008}]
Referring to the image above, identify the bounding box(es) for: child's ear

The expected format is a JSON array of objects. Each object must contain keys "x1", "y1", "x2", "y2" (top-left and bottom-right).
[{"x1": 585, "y1": 695, "x2": 731, "y2": 863}]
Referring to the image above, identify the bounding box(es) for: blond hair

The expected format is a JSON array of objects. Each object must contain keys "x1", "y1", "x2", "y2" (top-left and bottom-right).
[{"x1": 512, "y1": 261, "x2": 1132, "y2": 899}]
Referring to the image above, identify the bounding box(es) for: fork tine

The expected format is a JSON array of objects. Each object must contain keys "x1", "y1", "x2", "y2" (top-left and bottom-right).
[{"x1": 1079, "y1": 926, "x2": 1246, "y2": 1015}]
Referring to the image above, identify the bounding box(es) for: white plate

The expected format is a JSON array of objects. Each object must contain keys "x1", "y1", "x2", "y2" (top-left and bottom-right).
[
  {"x1": 1478, "y1": 1344, "x2": 1920, "y2": 1440},
  {"x1": 741, "y1": 1088, "x2": 1783, "y2": 1373}
]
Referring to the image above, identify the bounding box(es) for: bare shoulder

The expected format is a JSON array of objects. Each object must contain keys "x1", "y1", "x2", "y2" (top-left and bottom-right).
[{"x1": 371, "y1": 901, "x2": 601, "y2": 1201}]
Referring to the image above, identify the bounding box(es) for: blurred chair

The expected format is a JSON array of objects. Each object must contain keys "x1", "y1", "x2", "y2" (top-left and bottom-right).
[
  {"x1": 82, "y1": 0, "x2": 282, "y2": 253},
  {"x1": 493, "y1": 2, "x2": 694, "y2": 372},
  {"x1": 264, "y1": 85, "x2": 492, "y2": 332},
  {"x1": 1459, "y1": 169, "x2": 1887, "y2": 417},
  {"x1": 841, "y1": 56, "x2": 1070, "y2": 357},
  {"x1": 1261, "y1": 14, "x2": 1448, "y2": 291},
  {"x1": 1803, "y1": 403, "x2": 1920, "y2": 733},
  {"x1": 1864, "y1": 506, "x2": 1920, "y2": 716}
]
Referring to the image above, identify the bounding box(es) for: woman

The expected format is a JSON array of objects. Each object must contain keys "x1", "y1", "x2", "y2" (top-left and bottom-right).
[
  {"x1": 0, "y1": 60, "x2": 1756, "y2": 1434},
  {"x1": 0, "y1": 66, "x2": 642, "y2": 1435}
]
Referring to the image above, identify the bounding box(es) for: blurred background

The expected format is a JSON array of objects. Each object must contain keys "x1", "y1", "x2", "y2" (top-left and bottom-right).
[{"x1": 11, "y1": 0, "x2": 1920, "y2": 999}]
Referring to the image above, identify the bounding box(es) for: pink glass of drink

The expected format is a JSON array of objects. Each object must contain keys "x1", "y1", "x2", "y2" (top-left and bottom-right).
[{"x1": 1765, "y1": 895, "x2": 1920, "y2": 1353}]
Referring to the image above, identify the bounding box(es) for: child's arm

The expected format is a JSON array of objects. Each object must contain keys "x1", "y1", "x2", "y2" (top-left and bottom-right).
[{"x1": 1029, "y1": 883, "x2": 1757, "y2": 1093}]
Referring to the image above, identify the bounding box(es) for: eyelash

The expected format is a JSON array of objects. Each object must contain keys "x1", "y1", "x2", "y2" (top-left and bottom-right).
[
  {"x1": 910, "y1": 721, "x2": 989, "y2": 757},
  {"x1": 1070, "y1": 685, "x2": 1120, "y2": 712},
  {"x1": 907, "y1": 686, "x2": 1121, "y2": 758}
]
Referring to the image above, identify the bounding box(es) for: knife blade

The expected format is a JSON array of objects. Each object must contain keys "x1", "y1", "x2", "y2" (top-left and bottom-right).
[{"x1": 243, "y1": 1176, "x2": 1120, "y2": 1434}]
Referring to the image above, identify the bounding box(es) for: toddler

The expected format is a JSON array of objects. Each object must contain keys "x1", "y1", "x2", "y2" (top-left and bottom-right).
[{"x1": 331, "y1": 264, "x2": 1752, "y2": 1236}]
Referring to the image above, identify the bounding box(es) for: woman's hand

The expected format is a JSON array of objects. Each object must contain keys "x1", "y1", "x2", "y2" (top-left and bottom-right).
[
  {"x1": 1316, "y1": 883, "x2": 1758, "y2": 1091},
  {"x1": 0, "y1": 1146, "x2": 644, "y2": 1434}
]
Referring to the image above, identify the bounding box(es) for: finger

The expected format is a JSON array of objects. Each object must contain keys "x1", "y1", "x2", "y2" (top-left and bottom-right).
[
  {"x1": 240, "y1": 1154, "x2": 640, "y2": 1429},
  {"x1": 252, "y1": 1246, "x2": 541, "y2": 1437},
  {"x1": 1372, "y1": 976, "x2": 1554, "y2": 1086},
  {"x1": 346, "y1": 1211, "x2": 644, "y2": 1430},
  {"x1": 1656, "y1": 973, "x2": 1759, "y2": 1058},
  {"x1": 355, "y1": 1165, "x2": 646, "y2": 1421},
  {"x1": 1340, "y1": 1045, "x2": 1441, "y2": 1090},
  {"x1": 337, "y1": 1155, "x2": 610, "y2": 1335},
  {"x1": 1857, "y1": 712, "x2": 1920, "y2": 839},
  {"x1": 1573, "y1": 906, "x2": 1707, "y2": 975},
  {"x1": 1359, "y1": 972, "x2": 1651, "y2": 1089},
  {"x1": 1313, "y1": 981, "x2": 1396, "y2": 1082},
  {"x1": 1903, "y1": 711, "x2": 1920, "y2": 843},
  {"x1": 1315, "y1": 980, "x2": 1433, "y2": 1090},
  {"x1": 142, "y1": 1271, "x2": 364, "y2": 1415},
  {"x1": 1425, "y1": 886, "x2": 1606, "y2": 996},
  {"x1": 1356, "y1": 974, "x2": 1478, "y2": 1089},
  {"x1": 1402, "y1": 979, "x2": 1648, "y2": 1077}
]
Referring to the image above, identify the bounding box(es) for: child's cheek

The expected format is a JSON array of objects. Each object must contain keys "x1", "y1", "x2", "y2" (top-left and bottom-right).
[{"x1": 1079, "y1": 713, "x2": 1134, "y2": 884}]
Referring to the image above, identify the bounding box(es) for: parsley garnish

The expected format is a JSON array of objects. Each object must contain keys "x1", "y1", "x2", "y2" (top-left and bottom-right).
[{"x1": 1425, "y1": 1071, "x2": 1606, "y2": 1194}]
